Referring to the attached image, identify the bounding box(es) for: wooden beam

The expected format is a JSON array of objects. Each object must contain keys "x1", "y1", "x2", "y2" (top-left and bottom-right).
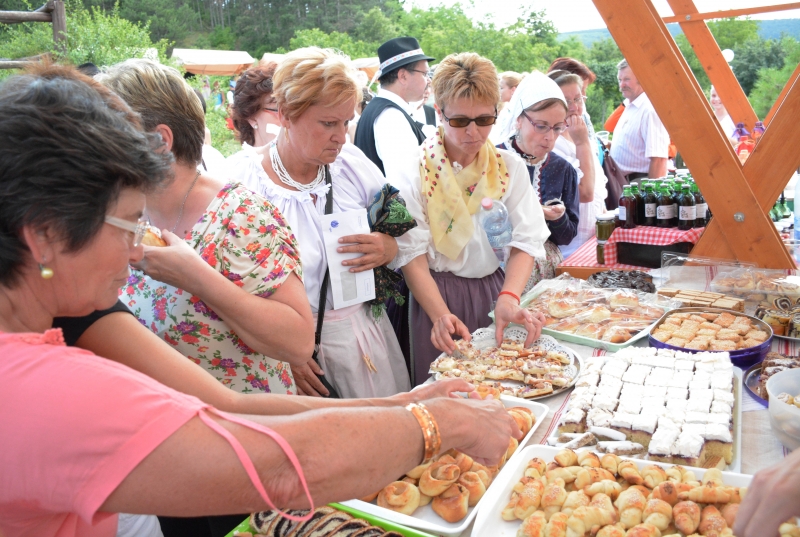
[
  {"x1": 592, "y1": 0, "x2": 794, "y2": 268},
  {"x1": 765, "y1": 61, "x2": 800, "y2": 126},
  {"x1": 0, "y1": 60, "x2": 33, "y2": 70},
  {"x1": 668, "y1": 0, "x2": 758, "y2": 130},
  {"x1": 663, "y1": 3, "x2": 800, "y2": 23},
  {"x1": 51, "y1": 0, "x2": 66, "y2": 51},
  {"x1": 0, "y1": 11, "x2": 52, "y2": 23}
]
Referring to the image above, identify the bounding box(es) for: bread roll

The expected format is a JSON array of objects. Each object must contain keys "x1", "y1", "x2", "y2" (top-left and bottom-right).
[
  {"x1": 431, "y1": 483, "x2": 470, "y2": 523},
  {"x1": 418, "y1": 460, "x2": 460, "y2": 497},
  {"x1": 376, "y1": 481, "x2": 420, "y2": 516},
  {"x1": 457, "y1": 471, "x2": 487, "y2": 507},
  {"x1": 141, "y1": 227, "x2": 167, "y2": 247}
]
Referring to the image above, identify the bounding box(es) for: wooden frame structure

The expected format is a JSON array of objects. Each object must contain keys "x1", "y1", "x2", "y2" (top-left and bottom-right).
[
  {"x1": 593, "y1": 0, "x2": 800, "y2": 269},
  {"x1": 0, "y1": 0, "x2": 66, "y2": 69}
]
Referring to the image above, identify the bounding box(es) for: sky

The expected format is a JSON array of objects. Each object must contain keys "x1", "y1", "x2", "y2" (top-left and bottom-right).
[{"x1": 406, "y1": 0, "x2": 800, "y2": 33}]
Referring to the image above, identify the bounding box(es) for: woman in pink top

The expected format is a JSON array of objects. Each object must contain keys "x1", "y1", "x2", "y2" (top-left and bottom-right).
[{"x1": 0, "y1": 66, "x2": 519, "y2": 537}]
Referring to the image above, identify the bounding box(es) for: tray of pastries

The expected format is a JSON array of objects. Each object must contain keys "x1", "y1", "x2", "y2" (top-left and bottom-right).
[
  {"x1": 340, "y1": 396, "x2": 548, "y2": 537},
  {"x1": 658, "y1": 288, "x2": 744, "y2": 312},
  {"x1": 587, "y1": 270, "x2": 656, "y2": 293},
  {"x1": 755, "y1": 299, "x2": 800, "y2": 340},
  {"x1": 711, "y1": 268, "x2": 800, "y2": 303},
  {"x1": 745, "y1": 351, "x2": 800, "y2": 402},
  {"x1": 511, "y1": 274, "x2": 679, "y2": 352},
  {"x1": 550, "y1": 347, "x2": 742, "y2": 472},
  {"x1": 429, "y1": 327, "x2": 582, "y2": 400},
  {"x1": 649, "y1": 308, "x2": 772, "y2": 368},
  {"x1": 472, "y1": 444, "x2": 787, "y2": 537}
]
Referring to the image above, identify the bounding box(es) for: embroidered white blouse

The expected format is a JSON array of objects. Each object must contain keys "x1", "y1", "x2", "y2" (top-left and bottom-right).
[
  {"x1": 226, "y1": 143, "x2": 387, "y2": 313},
  {"x1": 393, "y1": 147, "x2": 550, "y2": 279}
]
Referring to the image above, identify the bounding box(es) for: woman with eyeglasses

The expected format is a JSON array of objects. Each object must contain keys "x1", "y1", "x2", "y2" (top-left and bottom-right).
[
  {"x1": 495, "y1": 71, "x2": 580, "y2": 291},
  {"x1": 396, "y1": 53, "x2": 550, "y2": 385},
  {"x1": 95, "y1": 59, "x2": 314, "y2": 396},
  {"x1": 230, "y1": 63, "x2": 283, "y2": 148}
]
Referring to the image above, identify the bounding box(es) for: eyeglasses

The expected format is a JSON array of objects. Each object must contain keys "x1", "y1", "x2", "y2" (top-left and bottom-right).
[
  {"x1": 104, "y1": 215, "x2": 150, "y2": 247},
  {"x1": 564, "y1": 96, "x2": 587, "y2": 107},
  {"x1": 262, "y1": 107, "x2": 278, "y2": 113},
  {"x1": 407, "y1": 68, "x2": 433, "y2": 79},
  {"x1": 441, "y1": 109, "x2": 498, "y2": 128},
  {"x1": 520, "y1": 111, "x2": 567, "y2": 135}
]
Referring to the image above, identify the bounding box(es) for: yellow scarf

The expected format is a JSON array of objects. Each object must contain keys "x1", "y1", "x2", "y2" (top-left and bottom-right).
[{"x1": 420, "y1": 126, "x2": 510, "y2": 260}]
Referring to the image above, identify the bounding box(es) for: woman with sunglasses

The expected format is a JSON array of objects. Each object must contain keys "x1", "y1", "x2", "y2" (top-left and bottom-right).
[
  {"x1": 230, "y1": 64, "x2": 283, "y2": 148},
  {"x1": 396, "y1": 52, "x2": 550, "y2": 385},
  {"x1": 495, "y1": 71, "x2": 580, "y2": 291}
]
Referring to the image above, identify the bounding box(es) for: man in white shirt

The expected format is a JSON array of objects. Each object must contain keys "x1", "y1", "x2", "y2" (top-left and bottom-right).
[
  {"x1": 609, "y1": 59, "x2": 670, "y2": 180},
  {"x1": 354, "y1": 37, "x2": 434, "y2": 189},
  {"x1": 410, "y1": 81, "x2": 438, "y2": 132}
]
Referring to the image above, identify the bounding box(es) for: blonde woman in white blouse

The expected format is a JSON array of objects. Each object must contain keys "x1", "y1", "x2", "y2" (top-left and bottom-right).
[
  {"x1": 227, "y1": 47, "x2": 411, "y2": 399},
  {"x1": 395, "y1": 53, "x2": 550, "y2": 385}
]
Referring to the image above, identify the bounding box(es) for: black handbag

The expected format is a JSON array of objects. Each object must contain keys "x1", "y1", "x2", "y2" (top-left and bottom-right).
[
  {"x1": 602, "y1": 149, "x2": 629, "y2": 211},
  {"x1": 309, "y1": 165, "x2": 341, "y2": 398}
]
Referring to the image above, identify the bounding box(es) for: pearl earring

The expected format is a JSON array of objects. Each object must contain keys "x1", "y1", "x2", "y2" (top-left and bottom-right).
[{"x1": 39, "y1": 263, "x2": 54, "y2": 279}]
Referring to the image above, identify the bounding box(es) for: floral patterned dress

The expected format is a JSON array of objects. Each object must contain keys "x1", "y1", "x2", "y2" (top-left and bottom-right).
[{"x1": 122, "y1": 183, "x2": 302, "y2": 394}]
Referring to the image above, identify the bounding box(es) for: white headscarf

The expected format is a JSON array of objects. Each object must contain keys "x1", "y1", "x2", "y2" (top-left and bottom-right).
[{"x1": 496, "y1": 71, "x2": 567, "y2": 143}]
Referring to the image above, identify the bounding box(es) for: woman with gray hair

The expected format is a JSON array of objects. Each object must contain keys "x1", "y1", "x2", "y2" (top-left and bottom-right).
[{"x1": 226, "y1": 47, "x2": 411, "y2": 399}]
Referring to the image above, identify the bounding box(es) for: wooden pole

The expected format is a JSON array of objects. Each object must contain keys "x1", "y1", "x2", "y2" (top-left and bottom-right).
[
  {"x1": 51, "y1": 0, "x2": 67, "y2": 53},
  {"x1": 0, "y1": 11, "x2": 51, "y2": 23},
  {"x1": 592, "y1": 0, "x2": 794, "y2": 268},
  {"x1": 667, "y1": 0, "x2": 758, "y2": 130},
  {"x1": 663, "y1": 3, "x2": 800, "y2": 23}
]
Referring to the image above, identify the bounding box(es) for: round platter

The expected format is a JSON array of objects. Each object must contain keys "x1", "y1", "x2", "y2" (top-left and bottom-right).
[
  {"x1": 467, "y1": 327, "x2": 584, "y2": 401},
  {"x1": 772, "y1": 333, "x2": 800, "y2": 342},
  {"x1": 743, "y1": 362, "x2": 768, "y2": 406}
]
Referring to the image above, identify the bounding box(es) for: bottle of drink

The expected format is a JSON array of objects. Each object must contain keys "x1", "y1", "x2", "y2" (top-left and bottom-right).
[
  {"x1": 691, "y1": 180, "x2": 707, "y2": 228},
  {"x1": 733, "y1": 122, "x2": 750, "y2": 141},
  {"x1": 619, "y1": 185, "x2": 637, "y2": 229},
  {"x1": 780, "y1": 192, "x2": 792, "y2": 219},
  {"x1": 479, "y1": 197, "x2": 513, "y2": 265},
  {"x1": 678, "y1": 183, "x2": 697, "y2": 230},
  {"x1": 737, "y1": 135, "x2": 755, "y2": 157},
  {"x1": 642, "y1": 181, "x2": 658, "y2": 226},
  {"x1": 670, "y1": 181, "x2": 681, "y2": 227},
  {"x1": 771, "y1": 202, "x2": 781, "y2": 222},
  {"x1": 656, "y1": 184, "x2": 674, "y2": 228},
  {"x1": 752, "y1": 121, "x2": 766, "y2": 143},
  {"x1": 630, "y1": 181, "x2": 644, "y2": 225}
]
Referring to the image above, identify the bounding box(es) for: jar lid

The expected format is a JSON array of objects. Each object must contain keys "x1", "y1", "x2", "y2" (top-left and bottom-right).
[{"x1": 597, "y1": 213, "x2": 616, "y2": 221}]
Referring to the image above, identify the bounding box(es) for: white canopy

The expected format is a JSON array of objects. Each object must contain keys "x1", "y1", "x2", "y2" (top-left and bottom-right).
[{"x1": 171, "y1": 48, "x2": 255, "y2": 76}]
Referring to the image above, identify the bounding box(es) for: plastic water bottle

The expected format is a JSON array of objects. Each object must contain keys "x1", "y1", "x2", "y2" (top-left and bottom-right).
[{"x1": 479, "y1": 197, "x2": 513, "y2": 265}]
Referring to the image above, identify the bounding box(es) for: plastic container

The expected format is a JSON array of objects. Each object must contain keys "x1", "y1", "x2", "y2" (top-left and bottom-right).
[
  {"x1": 766, "y1": 368, "x2": 800, "y2": 451},
  {"x1": 479, "y1": 197, "x2": 512, "y2": 263}
]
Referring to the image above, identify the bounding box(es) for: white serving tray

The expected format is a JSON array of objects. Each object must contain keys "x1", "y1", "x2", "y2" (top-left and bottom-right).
[
  {"x1": 472, "y1": 444, "x2": 753, "y2": 537},
  {"x1": 545, "y1": 367, "x2": 744, "y2": 473},
  {"x1": 340, "y1": 395, "x2": 549, "y2": 537}
]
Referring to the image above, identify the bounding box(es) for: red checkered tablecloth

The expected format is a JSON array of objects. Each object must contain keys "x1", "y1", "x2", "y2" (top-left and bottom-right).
[
  {"x1": 603, "y1": 226, "x2": 705, "y2": 265},
  {"x1": 559, "y1": 236, "x2": 645, "y2": 269}
]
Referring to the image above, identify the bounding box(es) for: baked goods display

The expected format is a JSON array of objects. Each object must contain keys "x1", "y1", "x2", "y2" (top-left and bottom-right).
[
  {"x1": 522, "y1": 280, "x2": 674, "y2": 346},
  {"x1": 501, "y1": 450, "x2": 757, "y2": 537},
  {"x1": 240, "y1": 506, "x2": 403, "y2": 536},
  {"x1": 555, "y1": 347, "x2": 736, "y2": 469},
  {"x1": 754, "y1": 352, "x2": 800, "y2": 400},
  {"x1": 755, "y1": 300, "x2": 800, "y2": 338},
  {"x1": 588, "y1": 270, "x2": 656, "y2": 293},
  {"x1": 650, "y1": 310, "x2": 770, "y2": 352},
  {"x1": 430, "y1": 337, "x2": 576, "y2": 399},
  {"x1": 658, "y1": 288, "x2": 744, "y2": 312},
  {"x1": 367, "y1": 406, "x2": 537, "y2": 524},
  {"x1": 775, "y1": 391, "x2": 800, "y2": 408},
  {"x1": 141, "y1": 226, "x2": 167, "y2": 247},
  {"x1": 711, "y1": 268, "x2": 800, "y2": 303}
]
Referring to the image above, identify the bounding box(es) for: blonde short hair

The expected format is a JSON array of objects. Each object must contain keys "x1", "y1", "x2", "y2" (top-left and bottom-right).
[
  {"x1": 99, "y1": 59, "x2": 204, "y2": 165},
  {"x1": 273, "y1": 47, "x2": 361, "y2": 122},
  {"x1": 500, "y1": 71, "x2": 523, "y2": 89},
  {"x1": 432, "y1": 52, "x2": 499, "y2": 111}
]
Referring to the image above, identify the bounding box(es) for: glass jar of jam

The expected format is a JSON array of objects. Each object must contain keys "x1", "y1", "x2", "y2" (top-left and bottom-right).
[{"x1": 596, "y1": 213, "x2": 616, "y2": 242}]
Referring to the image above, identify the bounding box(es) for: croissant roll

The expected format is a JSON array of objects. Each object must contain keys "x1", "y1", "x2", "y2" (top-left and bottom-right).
[
  {"x1": 455, "y1": 471, "x2": 486, "y2": 507},
  {"x1": 405, "y1": 460, "x2": 432, "y2": 480},
  {"x1": 401, "y1": 476, "x2": 418, "y2": 486},
  {"x1": 419, "y1": 460, "x2": 461, "y2": 497},
  {"x1": 596, "y1": 524, "x2": 626, "y2": 537},
  {"x1": 779, "y1": 522, "x2": 800, "y2": 537},
  {"x1": 677, "y1": 484, "x2": 732, "y2": 504},
  {"x1": 377, "y1": 481, "x2": 421, "y2": 516},
  {"x1": 575, "y1": 467, "x2": 616, "y2": 490},
  {"x1": 583, "y1": 479, "x2": 622, "y2": 499},
  {"x1": 513, "y1": 478, "x2": 545, "y2": 520},
  {"x1": 614, "y1": 486, "x2": 646, "y2": 529},
  {"x1": 589, "y1": 492, "x2": 614, "y2": 513},
  {"x1": 545, "y1": 466, "x2": 581, "y2": 485},
  {"x1": 618, "y1": 460, "x2": 644, "y2": 486},
  {"x1": 623, "y1": 523, "x2": 662, "y2": 537},
  {"x1": 578, "y1": 451, "x2": 601, "y2": 468},
  {"x1": 649, "y1": 481, "x2": 691, "y2": 506},
  {"x1": 720, "y1": 503, "x2": 739, "y2": 527},
  {"x1": 453, "y1": 451, "x2": 474, "y2": 475},
  {"x1": 541, "y1": 477, "x2": 568, "y2": 521},
  {"x1": 473, "y1": 468, "x2": 491, "y2": 488},
  {"x1": 505, "y1": 436, "x2": 519, "y2": 463},
  {"x1": 701, "y1": 468, "x2": 724, "y2": 487},
  {"x1": 672, "y1": 500, "x2": 701, "y2": 534},
  {"x1": 641, "y1": 465, "x2": 667, "y2": 489},
  {"x1": 600, "y1": 453, "x2": 621, "y2": 476},
  {"x1": 517, "y1": 510, "x2": 547, "y2": 536},
  {"x1": 508, "y1": 407, "x2": 534, "y2": 435},
  {"x1": 502, "y1": 492, "x2": 520, "y2": 522},
  {"x1": 642, "y1": 498, "x2": 672, "y2": 531},
  {"x1": 554, "y1": 448, "x2": 578, "y2": 467},
  {"x1": 565, "y1": 506, "x2": 617, "y2": 536},
  {"x1": 560, "y1": 490, "x2": 591, "y2": 516},
  {"x1": 431, "y1": 483, "x2": 470, "y2": 523},
  {"x1": 699, "y1": 505, "x2": 728, "y2": 537},
  {"x1": 524, "y1": 457, "x2": 548, "y2": 480}
]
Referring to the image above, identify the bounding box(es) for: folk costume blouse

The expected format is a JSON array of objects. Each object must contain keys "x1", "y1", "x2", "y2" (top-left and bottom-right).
[
  {"x1": 395, "y1": 127, "x2": 550, "y2": 278},
  {"x1": 123, "y1": 183, "x2": 301, "y2": 395}
]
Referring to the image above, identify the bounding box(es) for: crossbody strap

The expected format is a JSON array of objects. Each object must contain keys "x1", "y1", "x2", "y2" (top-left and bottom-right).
[{"x1": 312, "y1": 165, "x2": 333, "y2": 362}]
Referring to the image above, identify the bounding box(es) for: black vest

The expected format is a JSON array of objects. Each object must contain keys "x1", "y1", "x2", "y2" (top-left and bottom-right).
[
  {"x1": 354, "y1": 96, "x2": 426, "y2": 175},
  {"x1": 423, "y1": 104, "x2": 436, "y2": 127}
]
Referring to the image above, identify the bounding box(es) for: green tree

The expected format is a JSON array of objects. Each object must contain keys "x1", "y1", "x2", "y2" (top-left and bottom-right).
[
  {"x1": 749, "y1": 37, "x2": 800, "y2": 118},
  {"x1": 730, "y1": 37, "x2": 786, "y2": 95}
]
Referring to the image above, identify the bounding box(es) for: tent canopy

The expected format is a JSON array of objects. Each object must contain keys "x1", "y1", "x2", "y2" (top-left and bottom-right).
[{"x1": 172, "y1": 48, "x2": 255, "y2": 76}]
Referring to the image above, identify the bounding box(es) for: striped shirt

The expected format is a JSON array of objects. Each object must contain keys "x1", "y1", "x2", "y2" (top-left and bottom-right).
[{"x1": 609, "y1": 92, "x2": 670, "y2": 174}]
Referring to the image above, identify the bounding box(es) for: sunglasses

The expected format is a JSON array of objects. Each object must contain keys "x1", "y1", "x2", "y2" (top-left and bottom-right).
[
  {"x1": 105, "y1": 215, "x2": 150, "y2": 247},
  {"x1": 520, "y1": 111, "x2": 567, "y2": 135},
  {"x1": 441, "y1": 109, "x2": 498, "y2": 128}
]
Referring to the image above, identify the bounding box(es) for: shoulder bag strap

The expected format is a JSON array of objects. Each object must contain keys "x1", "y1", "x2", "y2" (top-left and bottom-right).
[{"x1": 311, "y1": 165, "x2": 333, "y2": 362}]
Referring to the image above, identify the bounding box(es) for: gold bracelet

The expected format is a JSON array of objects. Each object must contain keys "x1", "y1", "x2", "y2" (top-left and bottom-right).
[{"x1": 405, "y1": 402, "x2": 441, "y2": 464}]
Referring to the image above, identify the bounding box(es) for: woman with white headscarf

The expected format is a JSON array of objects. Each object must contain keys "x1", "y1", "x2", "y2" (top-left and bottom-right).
[
  {"x1": 495, "y1": 71, "x2": 580, "y2": 291},
  {"x1": 395, "y1": 53, "x2": 550, "y2": 385}
]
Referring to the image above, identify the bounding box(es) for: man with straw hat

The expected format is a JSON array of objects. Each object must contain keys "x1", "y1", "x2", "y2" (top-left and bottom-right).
[{"x1": 354, "y1": 36, "x2": 434, "y2": 188}]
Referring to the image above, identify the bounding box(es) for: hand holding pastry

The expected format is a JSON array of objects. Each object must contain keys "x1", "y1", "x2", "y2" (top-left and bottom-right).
[
  {"x1": 494, "y1": 294, "x2": 545, "y2": 348},
  {"x1": 566, "y1": 113, "x2": 590, "y2": 146},
  {"x1": 541, "y1": 204, "x2": 566, "y2": 221},
  {"x1": 431, "y1": 313, "x2": 471, "y2": 355},
  {"x1": 131, "y1": 229, "x2": 211, "y2": 294},
  {"x1": 734, "y1": 446, "x2": 800, "y2": 537},
  {"x1": 394, "y1": 379, "x2": 477, "y2": 406}
]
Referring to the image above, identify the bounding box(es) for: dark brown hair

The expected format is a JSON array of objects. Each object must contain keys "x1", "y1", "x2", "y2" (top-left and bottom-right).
[
  {"x1": 231, "y1": 63, "x2": 278, "y2": 146},
  {"x1": 549, "y1": 57, "x2": 596, "y2": 85}
]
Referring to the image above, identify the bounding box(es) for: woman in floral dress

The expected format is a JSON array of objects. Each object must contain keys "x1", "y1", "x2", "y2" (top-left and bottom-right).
[{"x1": 100, "y1": 59, "x2": 315, "y2": 395}]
